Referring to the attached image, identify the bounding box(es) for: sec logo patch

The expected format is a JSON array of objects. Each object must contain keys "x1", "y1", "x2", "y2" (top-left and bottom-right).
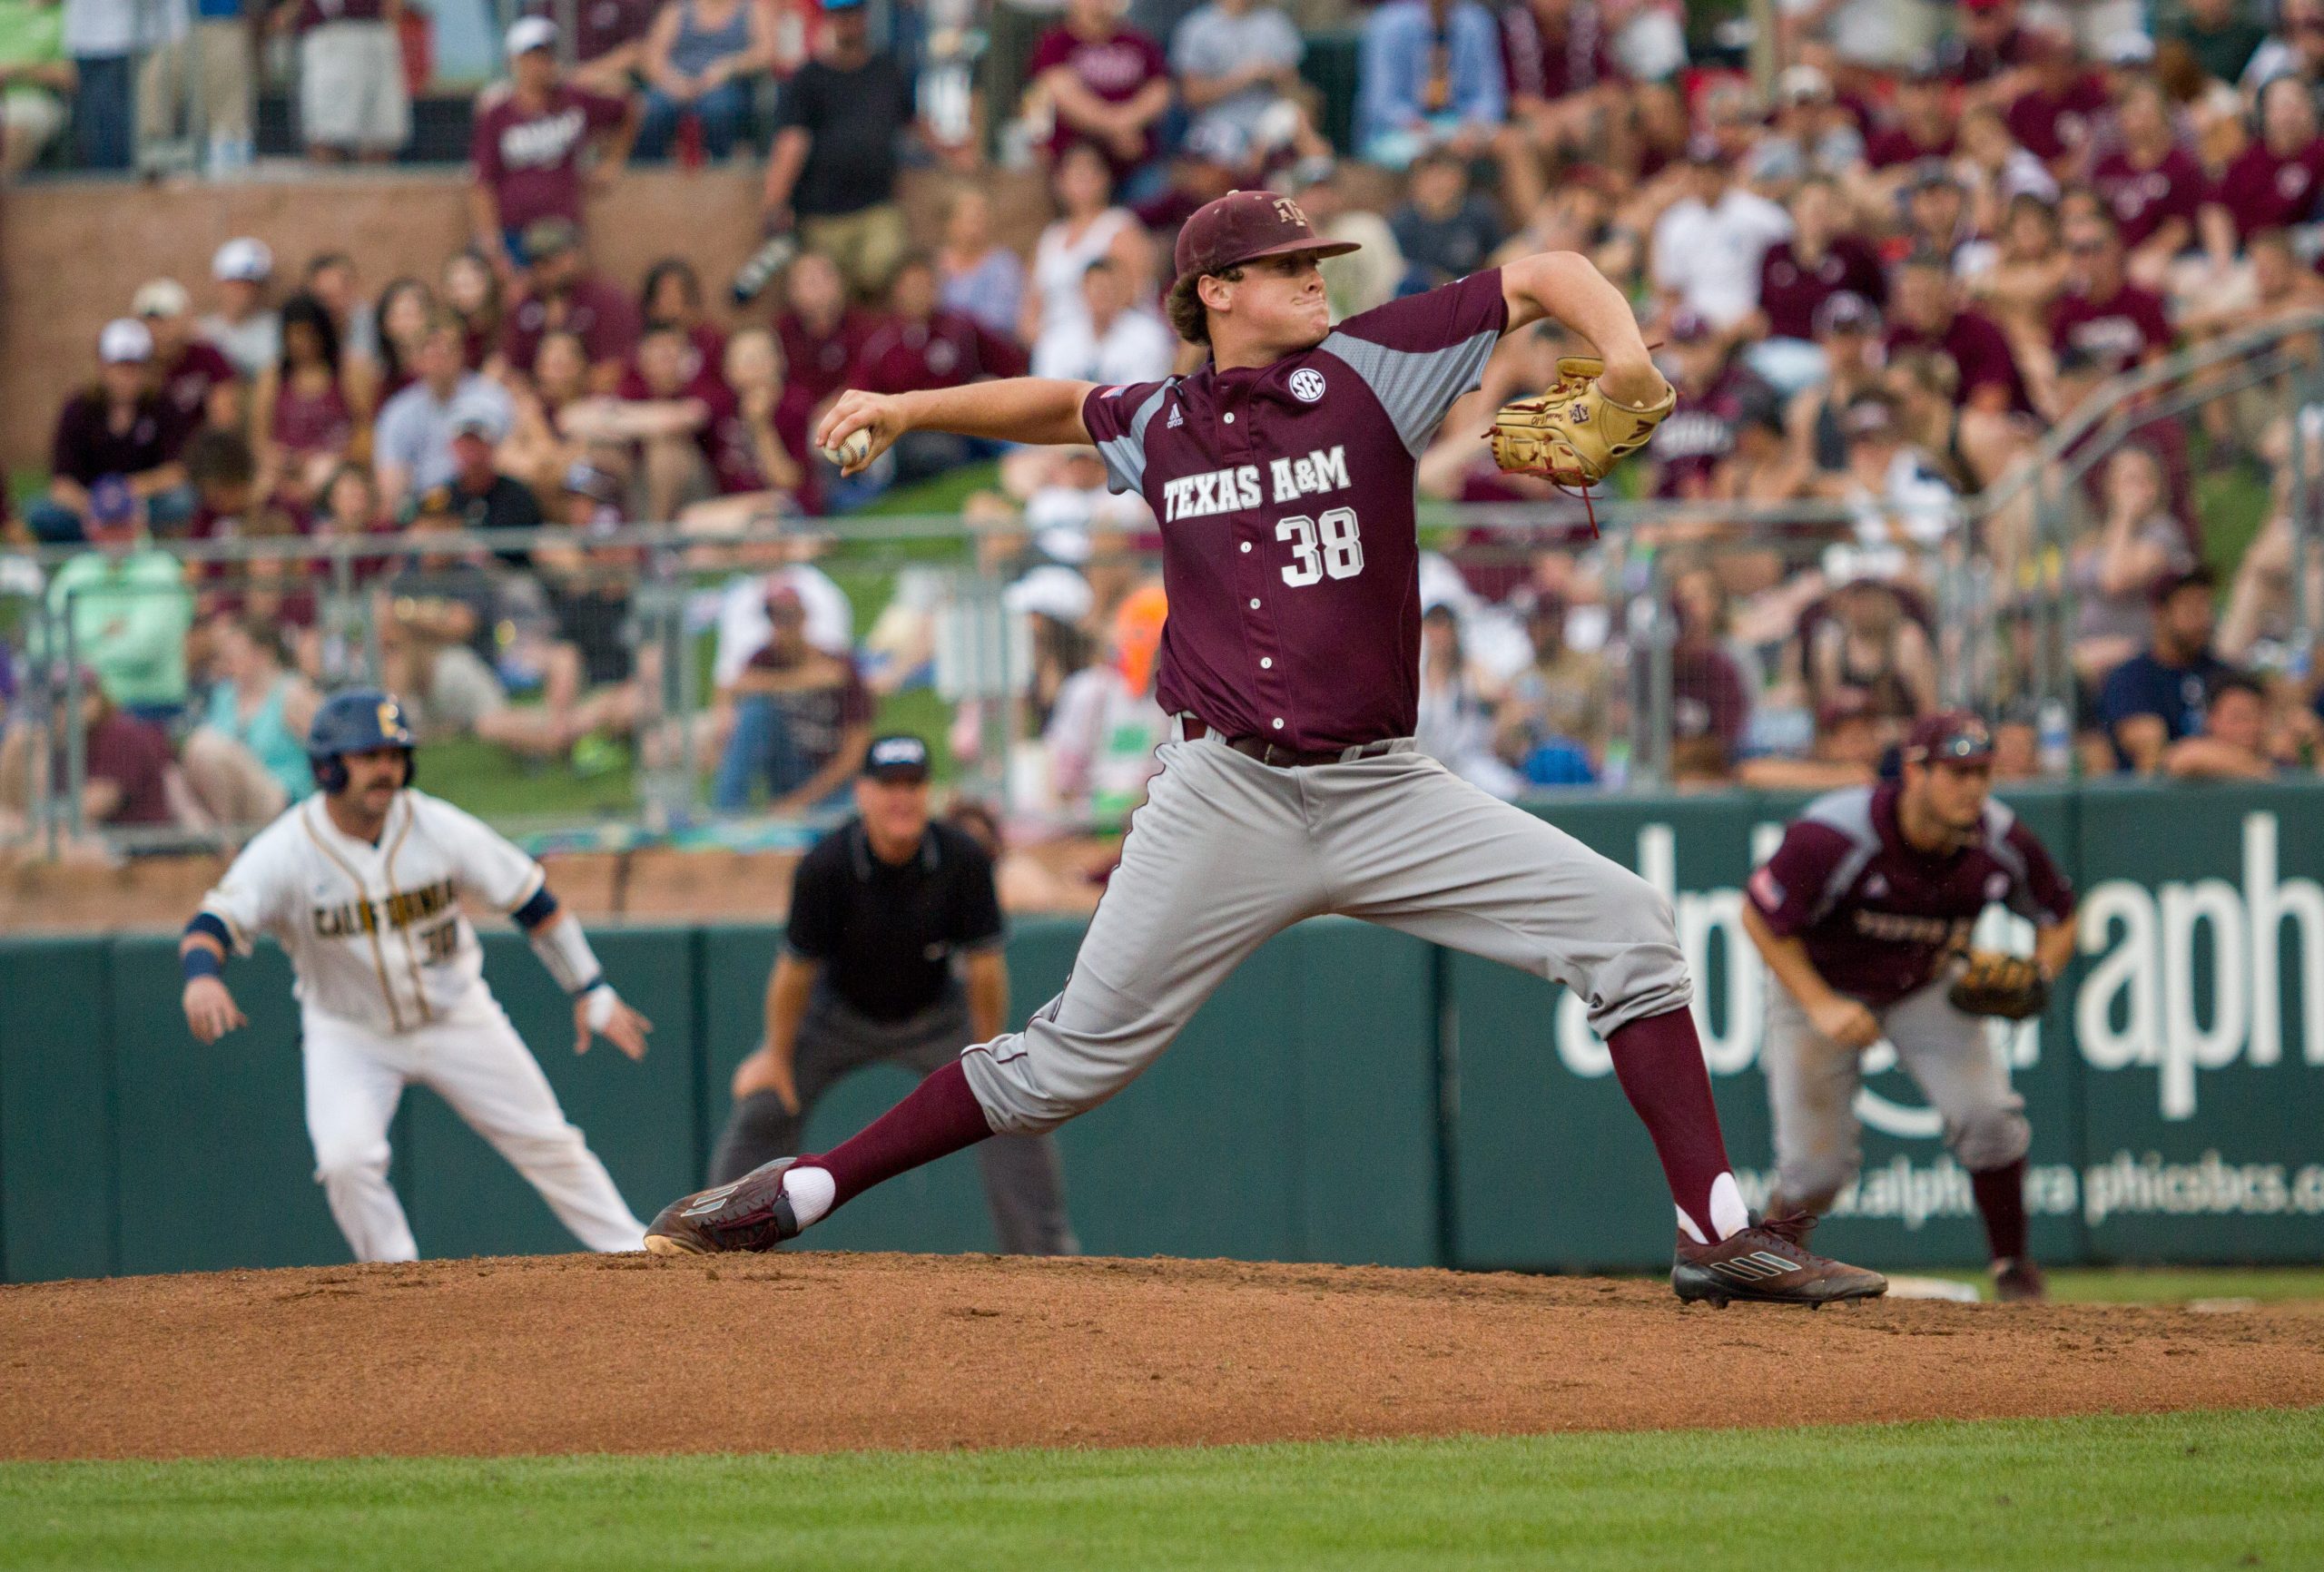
[{"x1": 1288, "y1": 368, "x2": 1326, "y2": 403}]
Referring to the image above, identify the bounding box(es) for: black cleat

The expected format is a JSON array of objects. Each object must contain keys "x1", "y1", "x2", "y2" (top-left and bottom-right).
[
  {"x1": 1671, "y1": 1211, "x2": 1889, "y2": 1308},
  {"x1": 645, "y1": 1156, "x2": 802, "y2": 1255},
  {"x1": 1992, "y1": 1257, "x2": 2048, "y2": 1302}
]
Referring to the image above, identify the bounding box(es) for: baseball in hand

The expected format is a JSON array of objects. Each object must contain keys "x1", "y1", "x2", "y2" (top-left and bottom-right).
[{"x1": 822, "y1": 428, "x2": 872, "y2": 468}]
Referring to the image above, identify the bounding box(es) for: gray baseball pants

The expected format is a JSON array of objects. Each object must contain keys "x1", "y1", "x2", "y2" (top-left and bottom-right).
[
  {"x1": 1762, "y1": 976, "x2": 2032, "y2": 1210},
  {"x1": 960, "y1": 726, "x2": 1692, "y2": 1135},
  {"x1": 714, "y1": 985, "x2": 1078, "y2": 1255}
]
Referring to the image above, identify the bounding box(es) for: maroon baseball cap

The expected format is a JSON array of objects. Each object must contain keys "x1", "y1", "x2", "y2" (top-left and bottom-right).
[
  {"x1": 1172, "y1": 189, "x2": 1359, "y2": 286},
  {"x1": 1903, "y1": 710, "x2": 1995, "y2": 766}
]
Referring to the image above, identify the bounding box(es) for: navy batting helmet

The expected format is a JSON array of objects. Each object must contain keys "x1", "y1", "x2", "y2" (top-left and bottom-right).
[{"x1": 309, "y1": 689, "x2": 417, "y2": 793}]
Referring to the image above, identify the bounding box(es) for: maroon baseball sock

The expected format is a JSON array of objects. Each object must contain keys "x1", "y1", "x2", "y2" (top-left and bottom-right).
[
  {"x1": 1970, "y1": 1158, "x2": 2030, "y2": 1264},
  {"x1": 1606, "y1": 1007, "x2": 1745, "y2": 1243},
  {"x1": 797, "y1": 1059, "x2": 995, "y2": 1213}
]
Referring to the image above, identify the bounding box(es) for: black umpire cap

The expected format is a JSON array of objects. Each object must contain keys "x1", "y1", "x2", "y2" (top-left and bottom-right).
[{"x1": 862, "y1": 734, "x2": 931, "y2": 782}]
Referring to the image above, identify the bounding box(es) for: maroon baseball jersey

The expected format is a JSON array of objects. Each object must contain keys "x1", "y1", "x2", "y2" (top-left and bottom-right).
[
  {"x1": 2004, "y1": 76, "x2": 2108, "y2": 165},
  {"x1": 1886, "y1": 309, "x2": 2031, "y2": 414},
  {"x1": 470, "y1": 84, "x2": 629, "y2": 236},
  {"x1": 2208, "y1": 137, "x2": 2324, "y2": 244},
  {"x1": 852, "y1": 310, "x2": 1028, "y2": 396},
  {"x1": 1748, "y1": 783, "x2": 2075, "y2": 1007},
  {"x1": 2049, "y1": 282, "x2": 2172, "y2": 376},
  {"x1": 1080, "y1": 267, "x2": 1510, "y2": 752},
  {"x1": 2088, "y1": 146, "x2": 2205, "y2": 249},
  {"x1": 1757, "y1": 236, "x2": 1886, "y2": 340},
  {"x1": 503, "y1": 275, "x2": 641, "y2": 374}
]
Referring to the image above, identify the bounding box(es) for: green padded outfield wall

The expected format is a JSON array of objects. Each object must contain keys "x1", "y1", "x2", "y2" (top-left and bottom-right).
[{"x1": 4, "y1": 781, "x2": 2319, "y2": 1282}]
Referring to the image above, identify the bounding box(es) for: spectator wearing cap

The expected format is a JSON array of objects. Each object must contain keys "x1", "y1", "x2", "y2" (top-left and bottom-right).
[
  {"x1": 1170, "y1": 0, "x2": 1314, "y2": 162},
  {"x1": 1355, "y1": 0, "x2": 1505, "y2": 170},
  {"x1": 267, "y1": 0, "x2": 407, "y2": 162},
  {"x1": 135, "y1": 277, "x2": 241, "y2": 433},
  {"x1": 30, "y1": 319, "x2": 196, "y2": 544},
  {"x1": 501, "y1": 217, "x2": 641, "y2": 388},
  {"x1": 1711, "y1": 386, "x2": 1813, "y2": 505},
  {"x1": 1026, "y1": 0, "x2": 1173, "y2": 193},
  {"x1": 373, "y1": 310, "x2": 517, "y2": 511},
  {"x1": 1858, "y1": 57, "x2": 1955, "y2": 179},
  {"x1": 1389, "y1": 146, "x2": 1504, "y2": 290},
  {"x1": 754, "y1": 0, "x2": 916, "y2": 302},
  {"x1": 1649, "y1": 134, "x2": 1794, "y2": 331},
  {"x1": 1756, "y1": 63, "x2": 1867, "y2": 183},
  {"x1": 37, "y1": 477, "x2": 196, "y2": 722},
  {"x1": 714, "y1": 580, "x2": 876, "y2": 814},
  {"x1": 936, "y1": 185, "x2": 1029, "y2": 342},
  {"x1": 2199, "y1": 74, "x2": 2324, "y2": 272},
  {"x1": 635, "y1": 0, "x2": 774, "y2": 163},
  {"x1": 1028, "y1": 252, "x2": 1171, "y2": 388},
  {"x1": 469, "y1": 16, "x2": 638, "y2": 281},
  {"x1": 2097, "y1": 565, "x2": 2235, "y2": 771},
  {"x1": 1497, "y1": 0, "x2": 1628, "y2": 216},
  {"x1": 2050, "y1": 206, "x2": 2173, "y2": 378},
  {"x1": 1644, "y1": 309, "x2": 1776, "y2": 499},
  {"x1": 1820, "y1": 389, "x2": 1959, "y2": 546},
  {"x1": 1790, "y1": 290, "x2": 1886, "y2": 473},
  {"x1": 1746, "y1": 175, "x2": 1886, "y2": 394},
  {"x1": 200, "y1": 238, "x2": 281, "y2": 379},
  {"x1": 441, "y1": 400, "x2": 545, "y2": 560},
  {"x1": 1885, "y1": 250, "x2": 2033, "y2": 485},
  {"x1": 2162, "y1": 0, "x2": 2267, "y2": 89},
  {"x1": 0, "y1": 0, "x2": 74, "y2": 178}
]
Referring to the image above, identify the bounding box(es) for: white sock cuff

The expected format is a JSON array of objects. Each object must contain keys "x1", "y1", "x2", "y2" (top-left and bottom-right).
[{"x1": 781, "y1": 1164, "x2": 836, "y2": 1228}]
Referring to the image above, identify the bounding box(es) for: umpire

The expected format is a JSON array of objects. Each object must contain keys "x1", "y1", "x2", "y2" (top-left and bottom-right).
[{"x1": 712, "y1": 733, "x2": 1078, "y2": 1254}]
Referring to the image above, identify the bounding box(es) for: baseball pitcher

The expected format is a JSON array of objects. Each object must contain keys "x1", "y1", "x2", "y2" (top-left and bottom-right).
[
  {"x1": 179, "y1": 689, "x2": 654, "y2": 1263},
  {"x1": 1742, "y1": 712, "x2": 2079, "y2": 1302},
  {"x1": 647, "y1": 190, "x2": 1887, "y2": 1306}
]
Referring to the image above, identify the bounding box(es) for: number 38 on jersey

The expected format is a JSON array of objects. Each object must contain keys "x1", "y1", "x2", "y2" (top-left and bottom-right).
[{"x1": 1276, "y1": 507, "x2": 1364, "y2": 585}]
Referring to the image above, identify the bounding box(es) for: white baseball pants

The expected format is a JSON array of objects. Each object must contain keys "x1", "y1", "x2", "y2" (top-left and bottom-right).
[{"x1": 300, "y1": 991, "x2": 647, "y2": 1261}]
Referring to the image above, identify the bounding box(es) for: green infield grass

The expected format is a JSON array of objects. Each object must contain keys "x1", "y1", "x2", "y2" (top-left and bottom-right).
[
  {"x1": 2, "y1": 1408, "x2": 2315, "y2": 1572},
  {"x1": 1914, "y1": 1264, "x2": 2324, "y2": 1304}
]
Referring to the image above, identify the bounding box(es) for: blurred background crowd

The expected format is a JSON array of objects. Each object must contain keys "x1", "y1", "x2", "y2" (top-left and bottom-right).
[{"x1": 5, "y1": 0, "x2": 2324, "y2": 860}]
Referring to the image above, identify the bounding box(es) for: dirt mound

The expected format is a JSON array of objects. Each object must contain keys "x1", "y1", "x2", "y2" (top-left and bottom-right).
[{"x1": 5, "y1": 1253, "x2": 2320, "y2": 1460}]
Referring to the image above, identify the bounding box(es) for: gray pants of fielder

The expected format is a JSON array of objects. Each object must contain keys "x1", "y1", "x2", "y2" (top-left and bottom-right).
[
  {"x1": 713, "y1": 985, "x2": 1078, "y2": 1255},
  {"x1": 960, "y1": 727, "x2": 1692, "y2": 1135},
  {"x1": 1763, "y1": 976, "x2": 2032, "y2": 1211}
]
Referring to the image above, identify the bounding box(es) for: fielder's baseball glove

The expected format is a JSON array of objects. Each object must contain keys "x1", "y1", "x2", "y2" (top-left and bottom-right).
[
  {"x1": 1948, "y1": 950, "x2": 2050, "y2": 1020},
  {"x1": 1486, "y1": 357, "x2": 1679, "y2": 490}
]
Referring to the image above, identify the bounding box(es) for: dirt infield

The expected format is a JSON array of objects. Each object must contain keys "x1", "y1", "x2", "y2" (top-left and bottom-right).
[{"x1": 5, "y1": 1253, "x2": 2321, "y2": 1460}]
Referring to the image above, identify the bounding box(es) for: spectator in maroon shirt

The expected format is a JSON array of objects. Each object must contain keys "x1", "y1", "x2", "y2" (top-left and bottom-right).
[
  {"x1": 1941, "y1": 0, "x2": 2034, "y2": 93},
  {"x1": 640, "y1": 257, "x2": 729, "y2": 387},
  {"x1": 30, "y1": 319, "x2": 196, "y2": 545},
  {"x1": 2087, "y1": 79, "x2": 2205, "y2": 287},
  {"x1": 1666, "y1": 565, "x2": 1750, "y2": 786},
  {"x1": 2003, "y1": 26, "x2": 2108, "y2": 174},
  {"x1": 850, "y1": 254, "x2": 1028, "y2": 485},
  {"x1": 1026, "y1": 0, "x2": 1173, "y2": 190},
  {"x1": 562, "y1": 321, "x2": 730, "y2": 523},
  {"x1": 774, "y1": 250, "x2": 875, "y2": 445},
  {"x1": 31, "y1": 684, "x2": 189, "y2": 830},
  {"x1": 1751, "y1": 176, "x2": 1886, "y2": 349},
  {"x1": 468, "y1": 16, "x2": 639, "y2": 284},
  {"x1": 2049, "y1": 209, "x2": 2173, "y2": 378},
  {"x1": 134, "y1": 278, "x2": 241, "y2": 435},
  {"x1": 1861, "y1": 62, "x2": 1955, "y2": 172},
  {"x1": 678, "y1": 327, "x2": 814, "y2": 526},
  {"x1": 1886, "y1": 251, "x2": 2033, "y2": 486},
  {"x1": 1497, "y1": 0, "x2": 1625, "y2": 215},
  {"x1": 1648, "y1": 310, "x2": 1776, "y2": 500},
  {"x1": 500, "y1": 217, "x2": 642, "y2": 388},
  {"x1": 2200, "y1": 74, "x2": 2324, "y2": 268},
  {"x1": 529, "y1": 0, "x2": 660, "y2": 94}
]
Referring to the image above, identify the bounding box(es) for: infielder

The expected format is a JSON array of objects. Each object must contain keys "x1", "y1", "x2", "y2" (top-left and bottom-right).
[
  {"x1": 711, "y1": 732, "x2": 1078, "y2": 1254},
  {"x1": 1742, "y1": 712, "x2": 2078, "y2": 1302},
  {"x1": 179, "y1": 689, "x2": 654, "y2": 1263},
  {"x1": 648, "y1": 190, "x2": 1887, "y2": 1306}
]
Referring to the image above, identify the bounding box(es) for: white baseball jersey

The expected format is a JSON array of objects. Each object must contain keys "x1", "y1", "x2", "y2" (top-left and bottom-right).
[{"x1": 201, "y1": 789, "x2": 546, "y2": 1033}]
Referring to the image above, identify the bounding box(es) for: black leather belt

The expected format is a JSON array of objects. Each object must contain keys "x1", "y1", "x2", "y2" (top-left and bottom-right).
[{"x1": 1179, "y1": 717, "x2": 1393, "y2": 769}]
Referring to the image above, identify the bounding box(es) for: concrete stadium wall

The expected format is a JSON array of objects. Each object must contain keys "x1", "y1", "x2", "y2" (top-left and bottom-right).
[
  {"x1": 4, "y1": 780, "x2": 2321, "y2": 1282},
  {"x1": 0, "y1": 165, "x2": 1058, "y2": 469}
]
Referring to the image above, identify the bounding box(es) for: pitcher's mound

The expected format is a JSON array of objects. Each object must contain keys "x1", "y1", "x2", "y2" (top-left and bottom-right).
[{"x1": 5, "y1": 1252, "x2": 2321, "y2": 1459}]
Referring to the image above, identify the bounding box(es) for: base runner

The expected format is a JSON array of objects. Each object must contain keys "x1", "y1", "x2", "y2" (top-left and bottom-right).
[
  {"x1": 179, "y1": 689, "x2": 655, "y2": 1263},
  {"x1": 1742, "y1": 712, "x2": 2079, "y2": 1302},
  {"x1": 646, "y1": 190, "x2": 1887, "y2": 1306}
]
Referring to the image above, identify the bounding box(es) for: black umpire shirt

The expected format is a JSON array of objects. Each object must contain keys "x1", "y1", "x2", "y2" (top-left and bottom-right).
[{"x1": 783, "y1": 817, "x2": 1005, "y2": 1021}]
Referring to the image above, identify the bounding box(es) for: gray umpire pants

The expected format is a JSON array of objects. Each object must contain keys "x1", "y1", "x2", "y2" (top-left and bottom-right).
[
  {"x1": 960, "y1": 725, "x2": 1693, "y2": 1135},
  {"x1": 712, "y1": 986, "x2": 1078, "y2": 1255},
  {"x1": 1762, "y1": 976, "x2": 2033, "y2": 1211}
]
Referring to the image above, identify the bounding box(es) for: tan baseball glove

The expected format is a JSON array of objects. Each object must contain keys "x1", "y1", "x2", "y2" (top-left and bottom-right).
[
  {"x1": 1485, "y1": 357, "x2": 1679, "y2": 488},
  {"x1": 1947, "y1": 950, "x2": 2050, "y2": 1021}
]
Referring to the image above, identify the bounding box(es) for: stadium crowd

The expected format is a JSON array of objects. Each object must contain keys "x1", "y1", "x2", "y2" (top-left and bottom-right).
[{"x1": 5, "y1": 0, "x2": 2324, "y2": 852}]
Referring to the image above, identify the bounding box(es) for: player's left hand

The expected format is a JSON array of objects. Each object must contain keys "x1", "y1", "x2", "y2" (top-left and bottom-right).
[{"x1": 576, "y1": 995, "x2": 653, "y2": 1060}]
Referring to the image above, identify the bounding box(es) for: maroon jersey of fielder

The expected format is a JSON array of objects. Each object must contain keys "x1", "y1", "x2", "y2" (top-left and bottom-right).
[
  {"x1": 1080, "y1": 267, "x2": 1508, "y2": 751},
  {"x1": 1748, "y1": 782, "x2": 2075, "y2": 1007}
]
